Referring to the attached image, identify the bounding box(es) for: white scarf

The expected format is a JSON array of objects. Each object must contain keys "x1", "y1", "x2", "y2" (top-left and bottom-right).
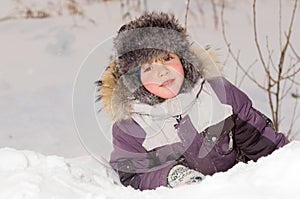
[{"x1": 131, "y1": 79, "x2": 233, "y2": 151}]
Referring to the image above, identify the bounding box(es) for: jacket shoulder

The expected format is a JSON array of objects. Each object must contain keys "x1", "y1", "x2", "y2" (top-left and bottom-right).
[{"x1": 112, "y1": 119, "x2": 147, "y2": 151}]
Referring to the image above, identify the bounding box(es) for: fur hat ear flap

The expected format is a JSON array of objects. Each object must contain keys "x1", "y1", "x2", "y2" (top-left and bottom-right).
[{"x1": 120, "y1": 69, "x2": 142, "y2": 94}]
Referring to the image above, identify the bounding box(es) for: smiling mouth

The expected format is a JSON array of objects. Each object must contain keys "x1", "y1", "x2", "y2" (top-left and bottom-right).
[{"x1": 160, "y1": 79, "x2": 175, "y2": 87}]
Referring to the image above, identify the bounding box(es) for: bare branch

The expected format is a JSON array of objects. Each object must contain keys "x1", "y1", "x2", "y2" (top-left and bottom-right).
[
  {"x1": 282, "y1": 66, "x2": 300, "y2": 80},
  {"x1": 210, "y1": 0, "x2": 219, "y2": 30},
  {"x1": 0, "y1": 15, "x2": 17, "y2": 22},
  {"x1": 288, "y1": 41, "x2": 300, "y2": 61},
  {"x1": 276, "y1": 0, "x2": 298, "y2": 78},
  {"x1": 273, "y1": 0, "x2": 297, "y2": 129},
  {"x1": 282, "y1": 60, "x2": 300, "y2": 77},
  {"x1": 280, "y1": 79, "x2": 293, "y2": 100},
  {"x1": 221, "y1": 0, "x2": 266, "y2": 90},
  {"x1": 235, "y1": 50, "x2": 241, "y2": 85},
  {"x1": 184, "y1": 0, "x2": 191, "y2": 32},
  {"x1": 290, "y1": 127, "x2": 300, "y2": 140},
  {"x1": 220, "y1": 0, "x2": 298, "y2": 131},
  {"x1": 238, "y1": 60, "x2": 257, "y2": 87},
  {"x1": 287, "y1": 90, "x2": 299, "y2": 138},
  {"x1": 253, "y1": 0, "x2": 268, "y2": 74},
  {"x1": 266, "y1": 37, "x2": 278, "y2": 74},
  {"x1": 287, "y1": 77, "x2": 300, "y2": 86},
  {"x1": 279, "y1": 0, "x2": 283, "y2": 50},
  {"x1": 195, "y1": 0, "x2": 205, "y2": 27},
  {"x1": 268, "y1": 86, "x2": 276, "y2": 124}
]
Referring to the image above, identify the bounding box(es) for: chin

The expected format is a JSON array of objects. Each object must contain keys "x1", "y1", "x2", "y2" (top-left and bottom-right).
[{"x1": 158, "y1": 91, "x2": 178, "y2": 99}]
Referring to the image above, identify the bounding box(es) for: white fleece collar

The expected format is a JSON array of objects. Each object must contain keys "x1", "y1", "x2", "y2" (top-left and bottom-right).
[{"x1": 131, "y1": 79, "x2": 233, "y2": 151}]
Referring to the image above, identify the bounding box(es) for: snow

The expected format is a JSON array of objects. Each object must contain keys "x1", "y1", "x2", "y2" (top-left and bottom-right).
[
  {"x1": 0, "y1": 141, "x2": 300, "y2": 199},
  {"x1": 0, "y1": 0, "x2": 300, "y2": 198}
]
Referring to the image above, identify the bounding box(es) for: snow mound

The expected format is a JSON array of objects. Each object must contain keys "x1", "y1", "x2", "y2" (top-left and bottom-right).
[
  {"x1": 0, "y1": 141, "x2": 300, "y2": 199},
  {"x1": 0, "y1": 148, "x2": 28, "y2": 170}
]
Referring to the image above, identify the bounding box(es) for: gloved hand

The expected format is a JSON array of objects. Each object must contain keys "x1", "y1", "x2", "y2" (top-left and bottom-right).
[{"x1": 167, "y1": 164, "x2": 205, "y2": 188}]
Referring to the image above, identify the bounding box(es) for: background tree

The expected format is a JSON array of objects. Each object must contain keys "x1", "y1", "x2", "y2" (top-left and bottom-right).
[{"x1": 221, "y1": 0, "x2": 300, "y2": 139}]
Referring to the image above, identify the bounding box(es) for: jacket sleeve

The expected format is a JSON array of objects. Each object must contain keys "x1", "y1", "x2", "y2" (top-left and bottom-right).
[
  {"x1": 109, "y1": 122, "x2": 177, "y2": 190},
  {"x1": 208, "y1": 77, "x2": 289, "y2": 161}
]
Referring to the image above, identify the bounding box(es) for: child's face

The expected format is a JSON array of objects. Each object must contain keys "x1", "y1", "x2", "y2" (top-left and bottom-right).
[{"x1": 140, "y1": 53, "x2": 184, "y2": 99}]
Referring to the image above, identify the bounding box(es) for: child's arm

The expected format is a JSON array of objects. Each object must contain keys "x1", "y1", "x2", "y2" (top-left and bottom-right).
[
  {"x1": 109, "y1": 122, "x2": 178, "y2": 190},
  {"x1": 208, "y1": 77, "x2": 289, "y2": 161}
]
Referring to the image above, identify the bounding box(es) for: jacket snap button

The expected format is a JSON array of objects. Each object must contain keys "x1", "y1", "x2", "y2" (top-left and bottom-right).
[{"x1": 211, "y1": 136, "x2": 217, "y2": 142}]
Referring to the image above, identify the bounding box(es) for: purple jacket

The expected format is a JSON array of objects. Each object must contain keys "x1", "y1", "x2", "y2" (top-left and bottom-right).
[{"x1": 109, "y1": 77, "x2": 289, "y2": 190}]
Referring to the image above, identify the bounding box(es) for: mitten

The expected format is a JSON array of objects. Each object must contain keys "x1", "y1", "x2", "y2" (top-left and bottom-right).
[{"x1": 167, "y1": 164, "x2": 205, "y2": 188}]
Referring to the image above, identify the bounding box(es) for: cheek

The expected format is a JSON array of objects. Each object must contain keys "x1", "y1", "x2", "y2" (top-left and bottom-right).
[
  {"x1": 171, "y1": 63, "x2": 184, "y2": 77},
  {"x1": 141, "y1": 74, "x2": 154, "y2": 85},
  {"x1": 141, "y1": 69, "x2": 163, "y2": 87},
  {"x1": 144, "y1": 84, "x2": 159, "y2": 95},
  {"x1": 140, "y1": 73, "x2": 159, "y2": 95}
]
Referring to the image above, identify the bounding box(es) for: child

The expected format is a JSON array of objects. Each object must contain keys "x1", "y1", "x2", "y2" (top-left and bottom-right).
[{"x1": 97, "y1": 12, "x2": 289, "y2": 190}]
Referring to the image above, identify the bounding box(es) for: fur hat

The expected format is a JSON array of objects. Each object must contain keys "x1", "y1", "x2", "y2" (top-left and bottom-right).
[{"x1": 113, "y1": 12, "x2": 202, "y2": 105}]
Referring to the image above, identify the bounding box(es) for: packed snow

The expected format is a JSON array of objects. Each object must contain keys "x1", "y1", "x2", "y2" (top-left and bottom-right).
[
  {"x1": 0, "y1": 0, "x2": 300, "y2": 198},
  {"x1": 0, "y1": 141, "x2": 300, "y2": 199}
]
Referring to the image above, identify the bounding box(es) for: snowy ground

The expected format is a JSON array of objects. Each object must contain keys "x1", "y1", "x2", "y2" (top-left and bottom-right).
[
  {"x1": 0, "y1": 141, "x2": 300, "y2": 199},
  {"x1": 0, "y1": 0, "x2": 300, "y2": 198}
]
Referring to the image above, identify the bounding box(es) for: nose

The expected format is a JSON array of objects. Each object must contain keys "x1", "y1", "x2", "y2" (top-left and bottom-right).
[{"x1": 157, "y1": 65, "x2": 169, "y2": 77}]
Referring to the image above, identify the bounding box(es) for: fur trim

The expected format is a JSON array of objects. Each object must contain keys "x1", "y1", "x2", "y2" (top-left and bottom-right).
[
  {"x1": 98, "y1": 46, "x2": 223, "y2": 121},
  {"x1": 98, "y1": 61, "x2": 118, "y2": 119},
  {"x1": 98, "y1": 61, "x2": 132, "y2": 121},
  {"x1": 190, "y1": 45, "x2": 223, "y2": 79}
]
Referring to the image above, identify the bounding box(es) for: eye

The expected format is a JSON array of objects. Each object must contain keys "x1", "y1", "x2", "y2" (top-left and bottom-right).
[
  {"x1": 163, "y1": 54, "x2": 174, "y2": 62},
  {"x1": 143, "y1": 65, "x2": 153, "y2": 72}
]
